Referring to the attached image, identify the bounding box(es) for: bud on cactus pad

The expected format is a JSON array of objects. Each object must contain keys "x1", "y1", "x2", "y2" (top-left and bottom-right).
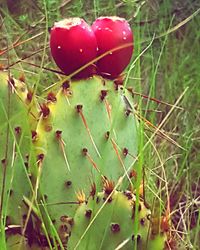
[
  {"x1": 68, "y1": 188, "x2": 167, "y2": 250},
  {"x1": 50, "y1": 18, "x2": 98, "y2": 79},
  {"x1": 92, "y1": 16, "x2": 133, "y2": 79}
]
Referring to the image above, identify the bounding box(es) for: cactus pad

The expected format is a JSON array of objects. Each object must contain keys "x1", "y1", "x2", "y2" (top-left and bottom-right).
[
  {"x1": 0, "y1": 72, "x2": 35, "y2": 246},
  {"x1": 32, "y1": 76, "x2": 139, "y2": 228},
  {"x1": 68, "y1": 188, "x2": 167, "y2": 250}
]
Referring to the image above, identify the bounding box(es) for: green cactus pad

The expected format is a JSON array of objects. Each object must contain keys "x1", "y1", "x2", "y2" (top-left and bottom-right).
[
  {"x1": 68, "y1": 189, "x2": 166, "y2": 250},
  {"x1": 6, "y1": 233, "x2": 47, "y2": 250},
  {"x1": 0, "y1": 72, "x2": 34, "y2": 232},
  {"x1": 32, "y1": 76, "x2": 139, "y2": 228}
]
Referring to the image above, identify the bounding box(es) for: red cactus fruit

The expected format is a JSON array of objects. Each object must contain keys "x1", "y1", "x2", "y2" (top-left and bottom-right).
[
  {"x1": 92, "y1": 16, "x2": 133, "y2": 79},
  {"x1": 50, "y1": 18, "x2": 98, "y2": 79}
]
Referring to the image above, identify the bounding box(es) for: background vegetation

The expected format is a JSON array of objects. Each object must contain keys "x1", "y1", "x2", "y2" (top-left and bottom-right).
[{"x1": 0, "y1": 0, "x2": 199, "y2": 249}]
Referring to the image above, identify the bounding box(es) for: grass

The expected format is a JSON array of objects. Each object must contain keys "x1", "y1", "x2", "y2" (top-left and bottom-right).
[{"x1": 0, "y1": 0, "x2": 200, "y2": 249}]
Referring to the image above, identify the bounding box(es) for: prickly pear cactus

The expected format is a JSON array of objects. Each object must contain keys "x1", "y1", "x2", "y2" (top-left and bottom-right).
[
  {"x1": 0, "y1": 71, "x2": 169, "y2": 250},
  {"x1": 32, "y1": 76, "x2": 138, "y2": 230},
  {"x1": 68, "y1": 184, "x2": 167, "y2": 250},
  {"x1": 0, "y1": 72, "x2": 34, "y2": 242}
]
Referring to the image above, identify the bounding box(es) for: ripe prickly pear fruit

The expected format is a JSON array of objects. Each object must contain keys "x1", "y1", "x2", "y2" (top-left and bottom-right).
[
  {"x1": 92, "y1": 16, "x2": 133, "y2": 79},
  {"x1": 50, "y1": 18, "x2": 98, "y2": 79}
]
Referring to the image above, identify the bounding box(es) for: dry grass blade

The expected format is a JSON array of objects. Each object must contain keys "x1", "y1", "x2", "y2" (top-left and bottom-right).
[
  {"x1": 129, "y1": 89, "x2": 184, "y2": 110},
  {"x1": 6, "y1": 47, "x2": 49, "y2": 69},
  {"x1": 135, "y1": 111, "x2": 186, "y2": 150},
  {"x1": 142, "y1": 8, "x2": 200, "y2": 43},
  {"x1": 0, "y1": 32, "x2": 44, "y2": 56}
]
